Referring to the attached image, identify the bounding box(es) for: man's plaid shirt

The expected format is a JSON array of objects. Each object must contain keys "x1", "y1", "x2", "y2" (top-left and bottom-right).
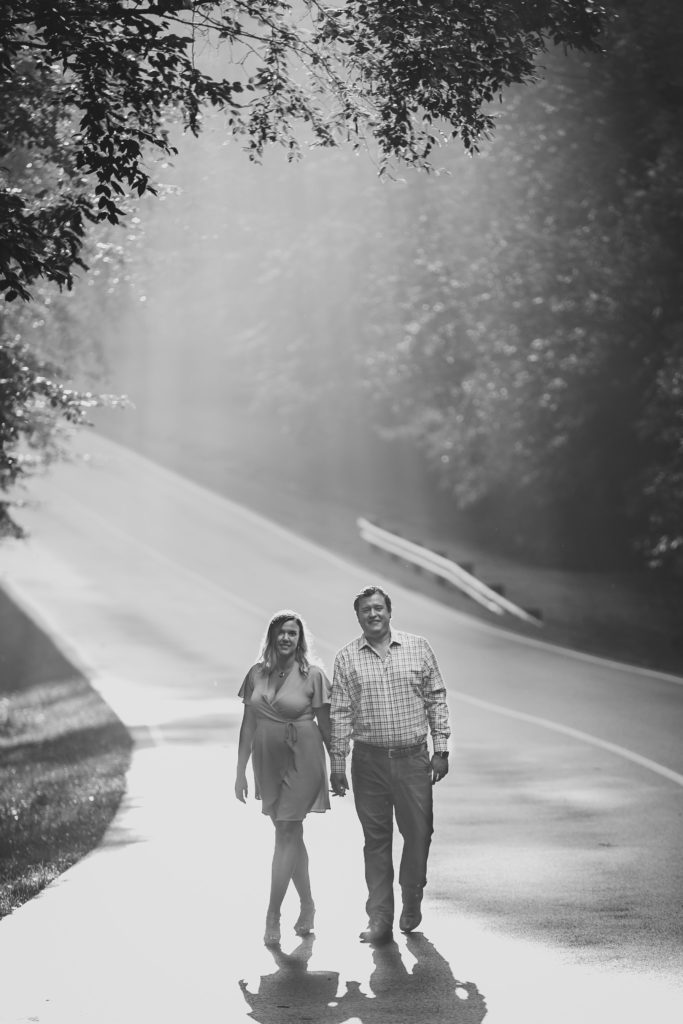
[{"x1": 330, "y1": 630, "x2": 451, "y2": 774}]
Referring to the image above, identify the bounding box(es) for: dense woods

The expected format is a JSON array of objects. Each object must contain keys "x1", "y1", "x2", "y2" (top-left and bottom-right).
[
  {"x1": 0, "y1": 0, "x2": 605, "y2": 536},
  {"x1": 2, "y1": 1, "x2": 682, "y2": 572},
  {"x1": 220, "y1": 1, "x2": 683, "y2": 569}
]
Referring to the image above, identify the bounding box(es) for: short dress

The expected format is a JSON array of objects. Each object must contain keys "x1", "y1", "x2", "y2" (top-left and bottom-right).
[{"x1": 238, "y1": 663, "x2": 331, "y2": 821}]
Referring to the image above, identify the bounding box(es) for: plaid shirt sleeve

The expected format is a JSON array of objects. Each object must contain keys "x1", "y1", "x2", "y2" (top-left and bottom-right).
[
  {"x1": 421, "y1": 638, "x2": 450, "y2": 754},
  {"x1": 330, "y1": 648, "x2": 354, "y2": 774}
]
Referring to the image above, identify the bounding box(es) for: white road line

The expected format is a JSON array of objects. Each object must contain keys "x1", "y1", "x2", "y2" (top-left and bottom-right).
[
  {"x1": 82, "y1": 433, "x2": 371, "y2": 576},
  {"x1": 481, "y1": 626, "x2": 683, "y2": 686},
  {"x1": 86, "y1": 433, "x2": 683, "y2": 687},
  {"x1": 62, "y1": 436, "x2": 683, "y2": 684},
  {"x1": 23, "y1": 448, "x2": 683, "y2": 787},
  {"x1": 47, "y1": 484, "x2": 268, "y2": 620},
  {"x1": 452, "y1": 691, "x2": 683, "y2": 787}
]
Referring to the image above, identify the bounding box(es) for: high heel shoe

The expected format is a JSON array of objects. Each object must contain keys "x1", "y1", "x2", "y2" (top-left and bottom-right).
[
  {"x1": 294, "y1": 901, "x2": 315, "y2": 936},
  {"x1": 264, "y1": 912, "x2": 281, "y2": 946}
]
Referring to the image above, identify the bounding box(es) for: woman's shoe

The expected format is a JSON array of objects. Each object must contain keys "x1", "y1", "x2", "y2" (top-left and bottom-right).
[
  {"x1": 264, "y1": 912, "x2": 281, "y2": 946},
  {"x1": 294, "y1": 901, "x2": 315, "y2": 936}
]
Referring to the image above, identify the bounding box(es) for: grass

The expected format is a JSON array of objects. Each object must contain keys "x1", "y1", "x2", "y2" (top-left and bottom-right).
[{"x1": 0, "y1": 587, "x2": 133, "y2": 920}]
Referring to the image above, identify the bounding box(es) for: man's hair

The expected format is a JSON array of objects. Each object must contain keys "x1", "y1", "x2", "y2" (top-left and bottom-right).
[{"x1": 353, "y1": 585, "x2": 392, "y2": 615}]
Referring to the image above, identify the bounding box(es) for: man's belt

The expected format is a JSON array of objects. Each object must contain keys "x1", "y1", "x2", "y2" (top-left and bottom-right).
[{"x1": 354, "y1": 740, "x2": 427, "y2": 759}]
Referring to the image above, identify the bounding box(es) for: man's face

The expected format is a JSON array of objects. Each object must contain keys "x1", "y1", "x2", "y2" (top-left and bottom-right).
[{"x1": 356, "y1": 593, "x2": 391, "y2": 642}]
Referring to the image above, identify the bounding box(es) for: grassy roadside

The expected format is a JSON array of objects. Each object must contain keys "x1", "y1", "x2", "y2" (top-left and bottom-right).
[{"x1": 0, "y1": 587, "x2": 132, "y2": 920}]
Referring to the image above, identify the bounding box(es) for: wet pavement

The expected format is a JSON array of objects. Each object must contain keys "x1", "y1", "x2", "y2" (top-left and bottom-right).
[{"x1": 0, "y1": 432, "x2": 681, "y2": 1023}]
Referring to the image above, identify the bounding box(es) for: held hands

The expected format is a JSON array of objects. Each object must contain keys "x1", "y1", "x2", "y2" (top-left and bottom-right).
[
  {"x1": 235, "y1": 772, "x2": 248, "y2": 803},
  {"x1": 430, "y1": 753, "x2": 449, "y2": 785},
  {"x1": 330, "y1": 771, "x2": 349, "y2": 797}
]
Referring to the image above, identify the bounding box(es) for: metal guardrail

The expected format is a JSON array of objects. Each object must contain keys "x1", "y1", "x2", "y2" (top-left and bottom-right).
[{"x1": 357, "y1": 517, "x2": 542, "y2": 626}]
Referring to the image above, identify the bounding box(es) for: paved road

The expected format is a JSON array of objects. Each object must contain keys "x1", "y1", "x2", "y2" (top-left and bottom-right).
[{"x1": 1, "y1": 433, "x2": 681, "y2": 1024}]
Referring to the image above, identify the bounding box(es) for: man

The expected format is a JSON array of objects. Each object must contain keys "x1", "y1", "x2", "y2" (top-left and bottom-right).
[{"x1": 330, "y1": 585, "x2": 450, "y2": 945}]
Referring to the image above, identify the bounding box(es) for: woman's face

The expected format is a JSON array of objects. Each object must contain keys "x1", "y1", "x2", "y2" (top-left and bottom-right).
[{"x1": 275, "y1": 619, "x2": 300, "y2": 658}]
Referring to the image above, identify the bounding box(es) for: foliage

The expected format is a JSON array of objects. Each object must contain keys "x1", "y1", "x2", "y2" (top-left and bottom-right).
[
  {"x1": 217, "y1": 1, "x2": 683, "y2": 569},
  {"x1": 0, "y1": 186, "x2": 132, "y2": 536},
  {"x1": 396, "y1": 0, "x2": 683, "y2": 569},
  {"x1": 1, "y1": 0, "x2": 605, "y2": 303},
  {"x1": 0, "y1": 0, "x2": 606, "y2": 538},
  {"x1": 0, "y1": 331, "x2": 126, "y2": 538}
]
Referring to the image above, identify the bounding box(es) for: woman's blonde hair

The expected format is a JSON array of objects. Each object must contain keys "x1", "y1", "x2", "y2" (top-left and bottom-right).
[{"x1": 258, "y1": 610, "x2": 312, "y2": 675}]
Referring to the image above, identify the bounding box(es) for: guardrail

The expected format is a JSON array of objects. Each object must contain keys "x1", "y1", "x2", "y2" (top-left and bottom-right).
[{"x1": 357, "y1": 517, "x2": 542, "y2": 626}]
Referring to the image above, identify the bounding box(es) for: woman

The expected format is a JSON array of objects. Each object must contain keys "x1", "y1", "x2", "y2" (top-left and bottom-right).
[{"x1": 235, "y1": 610, "x2": 331, "y2": 946}]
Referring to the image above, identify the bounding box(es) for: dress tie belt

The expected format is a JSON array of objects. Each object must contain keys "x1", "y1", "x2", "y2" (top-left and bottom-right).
[{"x1": 283, "y1": 722, "x2": 299, "y2": 775}]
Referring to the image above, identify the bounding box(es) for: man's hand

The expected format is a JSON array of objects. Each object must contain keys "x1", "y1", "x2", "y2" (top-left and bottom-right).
[
  {"x1": 430, "y1": 753, "x2": 449, "y2": 785},
  {"x1": 235, "y1": 773, "x2": 248, "y2": 803},
  {"x1": 330, "y1": 771, "x2": 349, "y2": 797}
]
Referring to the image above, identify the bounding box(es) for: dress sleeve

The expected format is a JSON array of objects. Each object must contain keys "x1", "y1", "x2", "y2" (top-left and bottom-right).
[
  {"x1": 310, "y1": 666, "x2": 332, "y2": 708},
  {"x1": 237, "y1": 666, "x2": 255, "y2": 703}
]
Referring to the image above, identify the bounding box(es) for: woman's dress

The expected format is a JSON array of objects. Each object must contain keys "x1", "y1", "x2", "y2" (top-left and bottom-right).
[{"x1": 239, "y1": 663, "x2": 331, "y2": 820}]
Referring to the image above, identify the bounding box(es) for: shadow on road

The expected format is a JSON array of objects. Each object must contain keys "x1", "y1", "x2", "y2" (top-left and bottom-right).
[{"x1": 239, "y1": 932, "x2": 487, "y2": 1023}]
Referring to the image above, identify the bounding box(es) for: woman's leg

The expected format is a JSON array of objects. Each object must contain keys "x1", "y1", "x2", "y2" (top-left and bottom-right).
[
  {"x1": 267, "y1": 820, "x2": 304, "y2": 915},
  {"x1": 264, "y1": 820, "x2": 302, "y2": 943},
  {"x1": 291, "y1": 829, "x2": 312, "y2": 905},
  {"x1": 291, "y1": 826, "x2": 316, "y2": 933}
]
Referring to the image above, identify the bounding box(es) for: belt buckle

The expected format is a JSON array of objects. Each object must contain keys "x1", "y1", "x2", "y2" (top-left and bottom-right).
[{"x1": 387, "y1": 746, "x2": 403, "y2": 758}]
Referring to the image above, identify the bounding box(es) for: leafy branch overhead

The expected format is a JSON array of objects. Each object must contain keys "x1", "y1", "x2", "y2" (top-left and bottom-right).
[
  {"x1": 0, "y1": 336, "x2": 128, "y2": 538},
  {"x1": 1, "y1": 0, "x2": 605, "y2": 301}
]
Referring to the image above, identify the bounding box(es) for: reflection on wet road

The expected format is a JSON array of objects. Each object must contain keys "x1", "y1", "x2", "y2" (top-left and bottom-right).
[{"x1": 239, "y1": 934, "x2": 486, "y2": 1024}]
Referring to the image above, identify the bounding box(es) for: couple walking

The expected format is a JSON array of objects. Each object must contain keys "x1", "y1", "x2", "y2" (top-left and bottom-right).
[{"x1": 235, "y1": 585, "x2": 451, "y2": 947}]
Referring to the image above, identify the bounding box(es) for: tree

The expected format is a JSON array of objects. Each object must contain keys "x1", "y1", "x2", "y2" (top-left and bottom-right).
[
  {"x1": 0, "y1": 336, "x2": 126, "y2": 538},
  {"x1": 0, "y1": 230, "x2": 130, "y2": 537},
  {"x1": 1, "y1": 0, "x2": 606, "y2": 303},
  {"x1": 400, "y1": 1, "x2": 683, "y2": 570},
  {"x1": 0, "y1": 0, "x2": 606, "y2": 538},
  {"x1": 212, "y1": 2, "x2": 683, "y2": 570},
  {"x1": 347, "y1": 20, "x2": 683, "y2": 569}
]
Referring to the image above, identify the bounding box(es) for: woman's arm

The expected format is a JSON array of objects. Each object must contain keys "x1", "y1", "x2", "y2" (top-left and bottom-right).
[
  {"x1": 314, "y1": 704, "x2": 331, "y2": 753},
  {"x1": 235, "y1": 706, "x2": 257, "y2": 802}
]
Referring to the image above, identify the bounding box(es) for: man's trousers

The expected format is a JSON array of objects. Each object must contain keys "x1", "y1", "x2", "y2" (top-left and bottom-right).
[{"x1": 351, "y1": 742, "x2": 434, "y2": 928}]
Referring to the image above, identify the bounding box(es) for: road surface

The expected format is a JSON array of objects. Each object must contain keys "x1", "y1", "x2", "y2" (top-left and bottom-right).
[{"x1": 0, "y1": 432, "x2": 681, "y2": 1024}]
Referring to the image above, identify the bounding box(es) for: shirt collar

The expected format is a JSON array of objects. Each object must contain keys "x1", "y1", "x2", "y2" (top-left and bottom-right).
[{"x1": 357, "y1": 630, "x2": 401, "y2": 653}]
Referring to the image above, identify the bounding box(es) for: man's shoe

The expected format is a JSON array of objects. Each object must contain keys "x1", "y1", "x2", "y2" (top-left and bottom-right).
[
  {"x1": 359, "y1": 922, "x2": 393, "y2": 945},
  {"x1": 399, "y1": 886, "x2": 423, "y2": 933}
]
